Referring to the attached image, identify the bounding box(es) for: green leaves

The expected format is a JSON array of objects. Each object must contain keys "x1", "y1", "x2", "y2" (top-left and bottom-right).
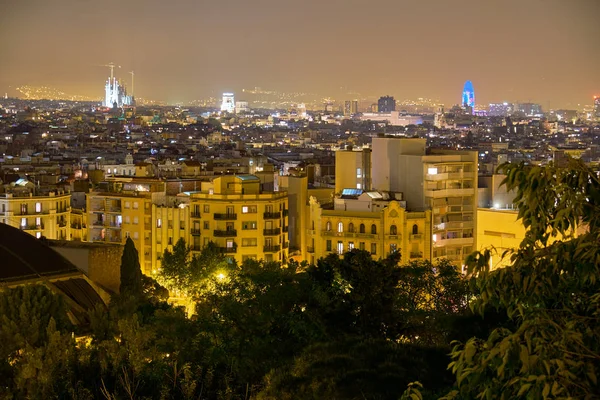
[{"x1": 445, "y1": 160, "x2": 600, "y2": 399}]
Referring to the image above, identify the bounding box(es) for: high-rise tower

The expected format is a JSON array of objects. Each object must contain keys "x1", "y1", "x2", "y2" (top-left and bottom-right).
[
  {"x1": 462, "y1": 81, "x2": 475, "y2": 112},
  {"x1": 221, "y1": 93, "x2": 235, "y2": 113}
]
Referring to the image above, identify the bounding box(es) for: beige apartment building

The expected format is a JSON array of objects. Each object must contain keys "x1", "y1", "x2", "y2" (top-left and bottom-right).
[{"x1": 0, "y1": 185, "x2": 71, "y2": 240}]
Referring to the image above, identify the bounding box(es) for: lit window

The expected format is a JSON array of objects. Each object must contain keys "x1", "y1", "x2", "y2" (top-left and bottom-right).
[
  {"x1": 337, "y1": 241, "x2": 344, "y2": 254},
  {"x1": 348, "y1": 242, "x2": 355, "y2": 251},
  {"x1": 357, "y1": 183, "x2": 362, "y2": 189},
  {"x1": 133, "y1": 202, "x2": 139, "y2": 209},
  {"x1": 428, "y1": 167, "x2": 438, "y2": 175},
  {"x1": 133, "y1": 216, "x2": 139, "y2": 224},
  {"x1": 36, "y1": 217, "x2": 41, "y2": 226},
  {"x1": 157, "y1": 218, "x2": 162, "y2": 228},
  {"x1": 35, "y1": 202, "x2": 41, "y2": 213},
  {"x1": 337, "y1": 222, "x2": 344, "y2": 233},
  {"x1": 36, "y1": 232, "x2": 41, "y2": 238},
  {"x1": 356, "y1": 168, "x2": 361, "y2": 178},
  {"x1": 133, "y1": 232, "x2": 139, "y2": 239},
  {"x1": 326, "y1": 221, "x2": 332, "y2": 231},
  {"x1": 21, "y1": 218, "x2": 26, "y2": 228},
  {"x1": 242, "y1": 206, "x2": 249, "y2": 213}
]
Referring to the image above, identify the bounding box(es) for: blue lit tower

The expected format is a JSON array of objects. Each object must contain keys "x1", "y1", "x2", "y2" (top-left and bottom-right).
[{"x1": 462, "y1": 80, "x2": 475, "y2": 113}]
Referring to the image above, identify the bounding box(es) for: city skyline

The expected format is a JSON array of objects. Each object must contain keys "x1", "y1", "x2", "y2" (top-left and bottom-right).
[{"x1": 1, "y1": 0, "x2": 599, "y2": 108}]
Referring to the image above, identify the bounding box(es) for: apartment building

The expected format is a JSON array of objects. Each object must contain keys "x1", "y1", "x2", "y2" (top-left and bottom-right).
[
  {"x1": 188, "y1": 175, "x2": 289, "y2": 264},
  {"x1": 0, "y1": 183, "x2": 71, "y2": 240},
  {"x1": 305, "y1": 189, "x2": 431, "y2": 264}
]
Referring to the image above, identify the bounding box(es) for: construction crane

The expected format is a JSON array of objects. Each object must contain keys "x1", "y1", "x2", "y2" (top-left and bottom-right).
[
  {"x1": 99, "y1": 62, "x2": 121, "y2": 81},
  {"x1": 128, "y1": 71, "x2": 135, "y2": 96}
]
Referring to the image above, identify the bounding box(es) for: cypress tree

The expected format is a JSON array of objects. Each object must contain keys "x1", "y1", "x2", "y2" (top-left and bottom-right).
[{"x1": 120, "y1": 237, "x2": 143, "y2": 298}]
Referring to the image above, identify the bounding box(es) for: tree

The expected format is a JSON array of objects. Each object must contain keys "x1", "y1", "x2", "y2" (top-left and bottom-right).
[
  {"x1": 443, "y1": 160, "x2": 600, "y2": 399},
  {"x1": 119, "y1": 237, "x2": 143, "y2": 299},
  {"x1": 0, "y1": 285, "x2": 73, "y2": 396},
  {"x1": 307, "y1": 250, "x2": 403, "y2": 338},
  {"x1": 159, "y1": 238, "x2": 191, "y2": 293},
  {"x1": 258, "y1": 337, "x2": 453, "y2": 400}
]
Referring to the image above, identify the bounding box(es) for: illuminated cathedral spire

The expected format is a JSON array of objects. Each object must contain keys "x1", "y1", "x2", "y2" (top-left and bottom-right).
[
  {"x1": 462, "y1": 80, "x2": 475, "y2": 113},
  {"x1": 104, "y1": 77, "x2": 133, "y2": 107}
]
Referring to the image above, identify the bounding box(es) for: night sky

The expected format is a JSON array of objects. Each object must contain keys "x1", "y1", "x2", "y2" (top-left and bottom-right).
[{"x1": 1, "y1": 0, "x2": 598, "y2": 107}]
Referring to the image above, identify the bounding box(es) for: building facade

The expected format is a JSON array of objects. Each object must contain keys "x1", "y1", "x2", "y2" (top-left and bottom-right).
[
  {"x1": 378, "y1": 95, "x2": 396, "y2": 112},
  {"x1": 188, "y1": 175, "x2": 289, "y2": 264},
  {"x1": 0, "y1": 188, "x2": 71, "y2": 240},
  {"x1": 305, "y1": 192, "x2": 431, "y2": 265}
]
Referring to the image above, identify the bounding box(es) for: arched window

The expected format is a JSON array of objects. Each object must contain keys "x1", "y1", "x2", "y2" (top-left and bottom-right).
[
  {"x1": 326, "y1": 221, "x2": 332, "y2": 231},
  {"x1": 412, "y1": 224, "x2": 418, "y2": 235},
  {"x1": 359, "y1": 224, "x2": 365, "y2": 233},
  {"x1": 390, "y1": 225, "x2": 397, "y2": 235},
  {"x1": 371, "y1": 224, "x2": 377, "y2": 234},
  {"x1": 348, "y1": 223, "x2": 354, "y2": 233},
  {"x1": 338, "y1": 222, "x2": 344, "y2": 233}
]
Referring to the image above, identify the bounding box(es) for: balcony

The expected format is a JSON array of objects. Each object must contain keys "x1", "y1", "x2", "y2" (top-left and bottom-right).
[
  {"x1": 71, "y1": 223, "x2": 82, "y2": 229},
  {"x1": 434, "y1": 221, "x2": 474, "y2": 231},
  {"x1": 214, "y1": 229, "x2": 237, "y2": 237},
  {"x1": 282, "y1": 226, "x2": 289, "y2": 233},
  {"x1": 283, "y1": 209, "x2": 289, "y2": 217},
  {"x1": 263, "y1": 212, "x2": 281, "y2": 219},
  {"x1": 388, "y1": 235, "x2": 399, "y2": 240},
  {"x1": 283, "y1": 242, "x2": 289, "y2": 249},
  {"x1": 356, "y1": 233, "x2": 376, "y2": 239},
  {"x1": 219, "y1": 246, "x2": 237, "y2": 254},
  {"x1": 106, "y1": 207, "x2": 122, "y2": 213},
  {"x1": 58, "y1": 221, "x2": 67, "y2": 227},
  {"x1": 426, "y1": 171, "x2": 474, "y2": 181},
  {"x1": 425, "y1": 188, "x2": 475, "y2": 198},
  {"x1": 214, "y1": 213, "x2": 237, "y2": 220},
  {"x1": 410, "y1": 252, "x2": 423, "y2": 259},
  {"x1": 410, "y1": 233, "x2": 422, "y2": 241},
  {"x1": 191, "y1": 211, "x2": 201, "y2": 218},
  {"x1": 263, "y1": 245, "x2": 281, "y2": 253},
  {"x1": 263, "y1": 228, "x2": 281, "y2": 236},
  {"x1": 434, "y1": 236, "x2": 474, "y2": 247},
  {"x1": 191, "y1": 228, "x2": 201, "y2": 236},
  {"x1": 191, "y1": 245, "x2": 202, "y2": 251},
  {"x1": 307, "y1": 246, "x2": 315, "y2": 253}
]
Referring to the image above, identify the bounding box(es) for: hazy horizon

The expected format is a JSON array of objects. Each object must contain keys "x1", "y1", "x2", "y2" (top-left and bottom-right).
[{"x1": 1, "y1": 0, "x2": 599, "y2": 108}]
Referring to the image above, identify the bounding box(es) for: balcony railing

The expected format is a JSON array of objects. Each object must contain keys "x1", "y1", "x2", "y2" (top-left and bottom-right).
[
  {"x1": 283, "y1": 242, "x2": 289, "y2": 249},
  {"x1": 191, "y1": 211, "x2": 201, "y2": 218},
  {"x1": 282, "y1": 226, "x2": 289, "y2": 233},
  {"x1": 214, "y1": 213, "x2": 237, "y2": 220},
  {"x1": 219, "y1": 246, "x2": 237, "y2": 254},
  {"x1": 283, "y1": 209, "x2": 288, "y2": 217},
  {"x1": 263, "y1": 228, "x2": 281, "y2": 236},
  {"x1": 214, "y1": 229, "x2": 237, "y2": 237},
  {"x1": 410, "y1": 252, "x2": 423, "y2": 259},
  {"x1": 307, "y1": 246, "x2": 314, "y2": 253},
  {"x1": 263, "y1": 245, "x2": 281, "y2": 253},
  {"x1": 58, "y1": 221, "x2": 67, "y2": 227},
  {"x1": 191, "y1": 228, "x2": 201, "y2": 236},
  {"x1": 263, "y1": 212, "x2": 281, "y2": 219}
]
